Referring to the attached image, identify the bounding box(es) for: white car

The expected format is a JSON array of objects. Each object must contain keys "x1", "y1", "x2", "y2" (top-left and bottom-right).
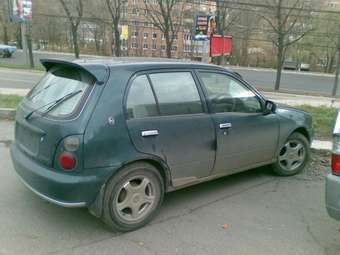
[
  {"x1": 326, "y1": 111, "x2": 340, "y2": 221},
  {"x1": 0, "y1": 44, "x2": 17, "y2": 58}
]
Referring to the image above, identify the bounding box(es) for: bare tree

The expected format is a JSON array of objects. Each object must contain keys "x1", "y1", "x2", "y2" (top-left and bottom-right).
[
  {"x1": 105, "y1": 0, "x2": 123, "y2": 57},
  {"x1": 0, "y1": 0, "x2": 9, "y2": 44},
  {"x1": 144, "y1": 0, "x2": 185, "y2": 58},
  {"x1": 58, "y1": 0, "x2": 83, "y2": 58},
  {"x1": 262, "y1": 0, "x2": 313, "y2": 90}
]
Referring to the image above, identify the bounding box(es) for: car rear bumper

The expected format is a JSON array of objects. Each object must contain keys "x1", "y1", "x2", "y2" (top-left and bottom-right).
[
  {"x1": 10, "y1": 143, "x2": 114, "y2": 207},
  {"x1": 326, "y1": 173, "x2": 340, "y2": 221}
]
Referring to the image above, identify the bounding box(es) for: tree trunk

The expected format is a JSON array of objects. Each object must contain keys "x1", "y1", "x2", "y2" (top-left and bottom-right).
[
  {"x1": 17, "y1": 25, "x2": 22, "y2": 49},
  {"x1": 328, "y1": 53, "x2": 336, "y2": 73},
  {"x1": 165, "y1": 34, "x2": 172, "y2": 58},
  {"x1": 332, "y1": 49, "x2": 340, "y2": 96},
  {"x1": 3, "y1": 25, "x2": 8, "y2": 45},
  {"x1": 113, "y1": 22, "x2": 121, "y2": 57},
  {"x1": 275, "y1": 41, "x2": 285, "y2": 91},
  {"x1": 71, "y1": 25, "x2": 80, "y2": 58},
  {"x1": 27, "y1": 32, "x2": 34, "y2": 68},
  {"x1": 274, "y1": 0, "x2": 283, "y2": 91}
]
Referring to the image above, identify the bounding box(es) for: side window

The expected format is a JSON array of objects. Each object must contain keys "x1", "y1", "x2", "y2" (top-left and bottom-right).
[
  {"x1": 126, "y1": 75, "x2": 158, "y2": 119},
  {"x1": 149, "y1": 72, "x2": 203, "y2": 116},
  {"x1": 199, "y1": 72, "x2": 262, "y2": 113}
]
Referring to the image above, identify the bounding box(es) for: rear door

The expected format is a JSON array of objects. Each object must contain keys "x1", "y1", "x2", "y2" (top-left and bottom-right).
[
  {"x1": 197, "y1": 71, "x2": 279, "y2": 175},
  {"x1": 126, "y1": 70, "x2": 216, "y2": 184}
]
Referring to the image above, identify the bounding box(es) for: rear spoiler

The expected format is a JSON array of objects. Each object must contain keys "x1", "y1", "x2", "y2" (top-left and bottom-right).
[{"x1": 40, "y1": 59, "x2": 108, "y2": 84}]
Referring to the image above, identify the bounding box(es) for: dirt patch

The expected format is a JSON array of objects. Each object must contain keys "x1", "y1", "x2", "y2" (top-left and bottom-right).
[{"x1": 303, "y1": 149, "x2": 331, "y2": 180}]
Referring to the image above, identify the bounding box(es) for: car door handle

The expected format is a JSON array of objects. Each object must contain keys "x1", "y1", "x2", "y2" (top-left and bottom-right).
[
  {"x1": 141, "y1": 130, "x2": 159, "y2": 137},
  {"x1": 219, "y1": 123, "x2": 232, "y2": 129}
]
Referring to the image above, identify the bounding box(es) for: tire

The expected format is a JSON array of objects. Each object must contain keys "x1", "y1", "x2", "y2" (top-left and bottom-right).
[
  {"x1": 272, "y1": 132, "x2": 310, "y2": 176},
  {"x1": 102, "y1": 162, "x2": 164, "y2": 232}
]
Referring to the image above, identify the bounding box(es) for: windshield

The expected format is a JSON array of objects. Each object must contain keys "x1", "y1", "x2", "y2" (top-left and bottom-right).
[{"x1": 25, "y1": 67, "x2": 95, "y2": 117}]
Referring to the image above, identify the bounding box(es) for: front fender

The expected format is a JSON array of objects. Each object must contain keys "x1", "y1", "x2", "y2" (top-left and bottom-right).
[{"x1": 276, "y1": 105, "x2": 313, "y2": 155}]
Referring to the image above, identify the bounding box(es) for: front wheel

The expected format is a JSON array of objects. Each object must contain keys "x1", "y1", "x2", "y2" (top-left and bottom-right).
[
  {"x1": 102, "y1": 162, "x2": 164, "y2": 232},
  {"x1": 272, "y1": 132, "x2": 310, "y2": 176}
]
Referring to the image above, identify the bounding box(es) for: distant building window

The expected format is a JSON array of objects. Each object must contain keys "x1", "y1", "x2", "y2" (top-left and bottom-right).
[
  {"x1": 152, "y1": 32, "x2": 157, "y2": 39},
  {"x1": 143, "y1": 43, "x2": 148, "y2": 49},
  {"x1": 152, "y1": 40, "x2": 157, "y2": 50},
  {"x1": 171, "y1": 34, "x2": 178, "y2": 40},
  {"x1": 184, "y1": 34, "x2": 191, "y2": 41},
  {"x1": 132, "y1": 42, "x2": 139, "y2": 49},
  {"x1": 171, "y1": 45, "x2": 177, "y2": 51},
  {"x1": 184, "y1": 44, "x2": 191, "y2": 52},
  {"x1": 144, "y1": 32, "x2": 148, "y2": 38},
  {"x1": 132, "y1": 8, "x2": 139, "y2": 15},
  {"x1": 132, "y1": 31, "x2": 139, "y2": 37}
]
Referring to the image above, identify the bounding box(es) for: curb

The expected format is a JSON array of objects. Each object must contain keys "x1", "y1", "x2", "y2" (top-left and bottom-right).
[{"x1": 0, "y1": 108, "x2": 16, "y2": 120}]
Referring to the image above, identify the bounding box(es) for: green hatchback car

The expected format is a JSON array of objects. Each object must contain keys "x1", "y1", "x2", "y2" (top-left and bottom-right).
[{"x1": 11, "y1": 58, "x2": 313, "y2": 231}]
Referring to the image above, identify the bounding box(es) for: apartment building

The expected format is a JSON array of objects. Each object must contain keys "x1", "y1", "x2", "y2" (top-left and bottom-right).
[{"x1": 123, "y1": 0, "x2": 215, "y2": 58}]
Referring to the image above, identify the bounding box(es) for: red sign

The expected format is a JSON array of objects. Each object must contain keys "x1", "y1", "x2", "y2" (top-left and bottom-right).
[{"x1": 210, "y1": 35, "x2": 232, "y2": 57}]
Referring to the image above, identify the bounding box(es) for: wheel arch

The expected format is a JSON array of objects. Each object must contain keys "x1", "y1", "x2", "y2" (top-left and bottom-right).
[
  {"x1": 88, "y1": 156, "x2": 172, "y2": 218},
  {"x1": 291, "y1": 126, "x2": 311, "y2": 143}
]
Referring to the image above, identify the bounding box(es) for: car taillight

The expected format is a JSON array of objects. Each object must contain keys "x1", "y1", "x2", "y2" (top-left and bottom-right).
[
  {"x1": 63, "y1": 136, "x2": 80, "y2": 152},
  {"x1": 59, "y1": 152, "x2": 76, "y2": 171},
  {"x1": 332, "y1": 136, "x2": 340, "y2": 175}
]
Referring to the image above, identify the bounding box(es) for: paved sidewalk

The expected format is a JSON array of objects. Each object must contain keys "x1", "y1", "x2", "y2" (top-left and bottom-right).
[{"x1": 263, "y1": 91, "x2": 340, "y2": 107}]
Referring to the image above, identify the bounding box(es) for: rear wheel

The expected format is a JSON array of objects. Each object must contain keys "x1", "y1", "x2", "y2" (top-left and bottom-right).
[
  {"x1": 272, "y1": 132, "x2": 310, "y2": 176},
  {"x1": 102, "y1": 162, "x2": 164, "y2": 232}
]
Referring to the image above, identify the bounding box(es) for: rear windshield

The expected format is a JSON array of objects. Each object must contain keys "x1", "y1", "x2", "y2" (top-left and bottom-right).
[{"x1": 25, "y1": 67, "x2": 95, "y2": 117}]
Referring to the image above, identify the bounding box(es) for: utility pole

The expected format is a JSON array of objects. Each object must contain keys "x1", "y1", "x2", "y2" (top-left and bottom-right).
[{"x1": 332, "y1": 25, "x2": 340, "y2": 97}]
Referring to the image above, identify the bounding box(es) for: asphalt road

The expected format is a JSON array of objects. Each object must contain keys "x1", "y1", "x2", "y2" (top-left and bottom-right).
[
  {"x1": 1, "y1": 120, "x2": 340, "y2": 255},
  {"x1": 0, "y1": 50, "x2": 338, "y2": 95}
]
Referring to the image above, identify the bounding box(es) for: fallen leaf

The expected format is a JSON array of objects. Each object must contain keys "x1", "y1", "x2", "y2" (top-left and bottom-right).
[{"x1": 222, "y1": 224, "x2": 229, "y2": 229}]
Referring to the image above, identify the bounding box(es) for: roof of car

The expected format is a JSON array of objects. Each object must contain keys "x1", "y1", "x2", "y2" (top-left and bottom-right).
[
  {"x1": 72, "y1": 57, "x2": 229, "y2": 69},
  {"x1": 40, "y1": 57, "x2": 235, "y2": 82}
]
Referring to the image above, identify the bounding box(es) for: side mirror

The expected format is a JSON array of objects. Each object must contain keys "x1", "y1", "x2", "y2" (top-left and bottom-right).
[{"x1": 263, "y1": 100, "x2": 276, "y2": 115}]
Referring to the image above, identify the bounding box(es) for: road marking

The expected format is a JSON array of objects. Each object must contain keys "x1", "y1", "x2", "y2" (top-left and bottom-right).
[
  {"x1": 0, "y1": 88, "x2": 29, "y2": 96},
  {"x1": 0, "y1": 77, "x2": 36, "y2": 83},
  {"x1": 0, "y1": 69, "x2": 43, "y2": 76}
]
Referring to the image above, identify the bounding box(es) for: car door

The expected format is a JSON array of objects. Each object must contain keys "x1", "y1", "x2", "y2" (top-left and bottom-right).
[
  {"x1": 126, "y1": 71, "x2": 216, "y2": 185},
  {"x1": 197, "y1": 70, "x2": 279, "y2": 176}
]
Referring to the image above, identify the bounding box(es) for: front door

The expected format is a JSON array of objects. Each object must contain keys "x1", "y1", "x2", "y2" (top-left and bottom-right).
[
  {"x1": 126, "y1": 71, "x2": 216, "y2": 185},
  {"x1": 197, "y1": 71, "x2": 279, "y2": 175}
]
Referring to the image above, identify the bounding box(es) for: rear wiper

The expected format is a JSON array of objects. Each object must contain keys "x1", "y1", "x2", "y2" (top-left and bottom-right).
[{"x1": 25, "y1": 90, "x2": 83, "y2": 120}]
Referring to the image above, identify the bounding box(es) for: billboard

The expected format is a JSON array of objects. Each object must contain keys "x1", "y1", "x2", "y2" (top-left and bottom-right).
[
  {"x1": 194, "y1": 15, "x2": 217, "y2": 41},
  {"x1": 210, "y1": 35, "x2": 232, "y2": 57},
  {"x1": 10, "y1": 0, "x2": 33, "y2": 23}
]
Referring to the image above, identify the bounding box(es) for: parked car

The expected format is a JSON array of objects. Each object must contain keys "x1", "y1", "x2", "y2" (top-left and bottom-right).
[
  {"x1": 283, "y1": 60, "x2": 299, "y2": 70},
  {"x1": 299, "y1": 63, "x2": 310, "y2": 72},
  {"x1": 326, "y1": 111, "x2": 340, "y2": 221},
  {"x1": 11, "y1": 58, "x2": 313, "y2": 232},
  {"x1": 0, "y1": 44, "x2": 16, "y2": 58}
]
